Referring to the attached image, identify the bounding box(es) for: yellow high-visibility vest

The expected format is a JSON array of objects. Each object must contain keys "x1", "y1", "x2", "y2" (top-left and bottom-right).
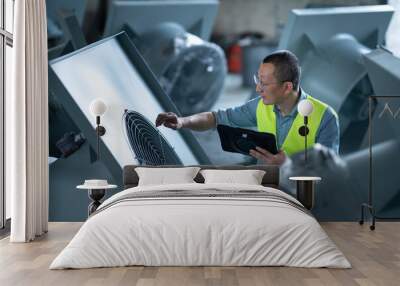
[{"x1": 256, "y1": 93, "x2": 333, "y2": 156}]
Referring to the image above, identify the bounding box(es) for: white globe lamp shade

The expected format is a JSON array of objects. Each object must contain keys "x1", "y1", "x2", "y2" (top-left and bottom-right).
[
  {"x1": 297, "y1": 99, "x2": 313, "y2": 116},
  {"x1": 90, "y1": 99, "x2": 107, "y2": 117}
]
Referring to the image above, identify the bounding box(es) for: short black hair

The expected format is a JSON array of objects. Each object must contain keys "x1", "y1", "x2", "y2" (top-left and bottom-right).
[{"x1": 262, "y1": 50, "x2": 300, "y2": 91}]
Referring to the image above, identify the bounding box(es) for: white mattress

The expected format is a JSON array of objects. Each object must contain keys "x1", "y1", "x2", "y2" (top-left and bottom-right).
[{"x1": 50, "y1": 183, "x2": 351, "y2": 269}]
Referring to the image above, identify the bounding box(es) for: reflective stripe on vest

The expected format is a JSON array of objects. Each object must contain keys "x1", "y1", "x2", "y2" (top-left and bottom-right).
[{"x1": 256, "y1": 94, "x2": 330, "y2": 156}]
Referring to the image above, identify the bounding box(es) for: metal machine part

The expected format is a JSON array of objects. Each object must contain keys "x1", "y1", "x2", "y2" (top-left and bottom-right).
[
  {"x1": 48, "y1": 32, "x2": 211, "y2": 221},
  {"x1": 46, "y1": 0, "x2": 87, "y2": 46},
  {"x1": 103, "y1": 1, "x2": 224, "y2": 115},
  {"x1": 279, "y1": 5, "x2": 394, "y2": 154},
  {"x1": 49, "y1": 32, "x2": 210, "y2": 173},
  {"x1": 123, "y1": 110, "x2": 182, "y2": 165},
  {"x1": 280, "y1": 48, "x2": 400, "y2": 222},
  {"x1": 363, "y1": 49, "x2": 400, "y2": 144},
  {"x1": 281, "y1": 140, "x2": 400, "y2": 221},
  {"x1": 134, "y1": 22, "x2": 227, "y2": 116},
  {"x1": 104, "y1": 0, "x2": 219, "y2": 41},
  {"x1": 358, "y1": 49, "x2": 400, "y2": 228},
  {"x1": 281, "y1": 144, "x2": 356, "y2": 220}
]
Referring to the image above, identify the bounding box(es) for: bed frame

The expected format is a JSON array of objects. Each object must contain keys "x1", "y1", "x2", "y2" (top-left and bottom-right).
[{"x1": 123, "y1": 165, "x2": 280, "y2": 189}]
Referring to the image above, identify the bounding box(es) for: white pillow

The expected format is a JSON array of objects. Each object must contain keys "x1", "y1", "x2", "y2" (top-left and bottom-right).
[
  {"x1": 135, "y1": 167, "x2": 201, "y2": 186},
  {"x1": 200, "y1": 169, "x2": 266, "y2": 185}
]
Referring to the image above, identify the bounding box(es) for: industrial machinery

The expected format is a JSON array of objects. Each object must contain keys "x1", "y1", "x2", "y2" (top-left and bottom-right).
[
  {"x1": 48, "y1": 32, "x2": 210, "y2": 221},
  {"x1": 276, "y1": 5, "x2": 400, "y2": 222},
  {"x1": 46, "y1": 0, "x2": 87, "y2": 46},
  {"x1": 280, "y1": 48, "x2": 400, "y2": 222},
  {"x1": 136, "y1": 23, "x2": 226, "y2": 115},
  {"x1": 103, "y1": 0, "x2": 226, "y2": 116},
  {"x1": 47, "y1": 4, "x2": 400, "y2": 222},
  {"x1": 104, "y1": 0, "x2": 219, "y2": 40},
  {"x1": 50, "y1": 32, "x2": 210, "y2": 168},
  {"x1": 279, "y1": 5, "x2": 394, "y2": 154}
]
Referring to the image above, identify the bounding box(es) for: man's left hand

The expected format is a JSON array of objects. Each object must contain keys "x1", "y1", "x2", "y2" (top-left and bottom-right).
[{"x1": 249, "y1": 147, "x2": 287, "y2": 165}]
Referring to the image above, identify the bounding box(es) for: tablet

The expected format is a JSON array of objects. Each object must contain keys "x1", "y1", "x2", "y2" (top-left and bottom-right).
[{"x1": 217, "y1": 125, "x2": 278, "y2": 156}]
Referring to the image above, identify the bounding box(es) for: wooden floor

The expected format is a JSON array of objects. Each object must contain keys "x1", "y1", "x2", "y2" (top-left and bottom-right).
[{"x1": 0, "y1": 222, "x2": 399, "y2": 286}]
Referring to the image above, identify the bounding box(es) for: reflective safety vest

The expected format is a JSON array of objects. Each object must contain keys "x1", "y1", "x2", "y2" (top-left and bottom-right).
[{"x1": 256, "y1": 93, "x2": 332, "y2": 156}]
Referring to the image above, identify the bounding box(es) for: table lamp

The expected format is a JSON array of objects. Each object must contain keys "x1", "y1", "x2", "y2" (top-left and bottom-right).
[
  {"x1": 89, "y1": 99, "x2": 107, "y2": 160},
  {"x1": 297, "y1": 99, "x2": 313, "y2": 162}
]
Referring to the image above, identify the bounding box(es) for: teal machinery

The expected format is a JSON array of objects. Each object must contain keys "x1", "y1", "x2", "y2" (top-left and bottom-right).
[
  {"x1": 282, "y1": 48, "x2": 400, "y2": 223},
  {"x1": 48, "y1": 33, "x2": 210, "y2": 221},
  {"x1": 278, "y1": 5, "x2": 400, "y2": 222},
  {"x1": 103, "y1": 0, "x2": 226, "y2": 116},
  {"x1": 46, "y1": 0, "x2": 87, "y2": 46},
  {"x1": 279, "y1": 5, "x2": 393, "y2": 154}
]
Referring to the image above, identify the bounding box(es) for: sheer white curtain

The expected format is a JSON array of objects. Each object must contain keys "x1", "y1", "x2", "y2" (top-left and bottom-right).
[{"x1": 7, "y1": 0, "x2": 48, "y2": 242}]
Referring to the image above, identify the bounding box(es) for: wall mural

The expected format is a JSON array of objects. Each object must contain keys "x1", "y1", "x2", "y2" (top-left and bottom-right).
[{"x1": 46, "y1": 3, "x2": 399, "y2": 223}]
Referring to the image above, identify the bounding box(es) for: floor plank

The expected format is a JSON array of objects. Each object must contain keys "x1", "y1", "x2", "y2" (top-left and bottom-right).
[{"x1": 0, "y1": 222, "x2": 399, "y2": 286}]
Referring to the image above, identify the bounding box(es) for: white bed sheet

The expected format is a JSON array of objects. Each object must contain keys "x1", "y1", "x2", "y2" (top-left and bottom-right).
[{"x1": 50, "y1": 183, "x2": 350, "y2": 269}]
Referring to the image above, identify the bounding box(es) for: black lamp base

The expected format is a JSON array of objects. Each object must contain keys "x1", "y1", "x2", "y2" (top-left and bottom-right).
[
  {"x1": 88, "y1": 189, "x2": 105, "y2": 216},
  {"x1": 296, "y1": 180, "x2": 315, "y2": 210},
  {"x1": 96, "y1": 125, "x2": 106, "y2": 136},
  {"x1": 298, "y1": 125, "x2": 309, "y2": 136}
]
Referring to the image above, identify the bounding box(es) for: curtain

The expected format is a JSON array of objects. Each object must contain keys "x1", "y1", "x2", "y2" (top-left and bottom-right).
[{"x1": 7, "y1": 0, "x2": 49, "y2": 242}]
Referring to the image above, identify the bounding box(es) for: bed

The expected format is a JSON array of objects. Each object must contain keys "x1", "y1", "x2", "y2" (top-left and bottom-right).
[{"x1": 50, "y1": 165, "x2": 351, "y2": 269}]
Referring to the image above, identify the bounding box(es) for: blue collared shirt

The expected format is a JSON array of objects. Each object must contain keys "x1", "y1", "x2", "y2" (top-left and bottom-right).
[{"x1": 213, "y1": 90, "x2": 340, "y2": 154}]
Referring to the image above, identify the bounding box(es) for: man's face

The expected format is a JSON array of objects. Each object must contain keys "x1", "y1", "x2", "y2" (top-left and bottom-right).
[{"x1": 256, "y1": 63, "x2": 289, "y2": 105}]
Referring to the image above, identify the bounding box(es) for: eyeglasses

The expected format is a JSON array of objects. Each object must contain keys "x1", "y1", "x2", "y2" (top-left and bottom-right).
[{"x1": 253, "y1": 74, "x2": 287, "y2": 91}]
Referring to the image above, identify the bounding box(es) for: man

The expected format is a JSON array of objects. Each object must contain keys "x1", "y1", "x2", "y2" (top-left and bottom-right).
[{"x1": 155, "y1": 50, "x2": 339, "y2": 165}]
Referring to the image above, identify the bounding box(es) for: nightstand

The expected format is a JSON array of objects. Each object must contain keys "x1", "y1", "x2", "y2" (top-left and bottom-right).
[
  {"x1": 289, "y1": 176, "x2": 321, "y2": 210},
  {"x1": 77, "y1": 180, "x2": 117, "y2": 216}
]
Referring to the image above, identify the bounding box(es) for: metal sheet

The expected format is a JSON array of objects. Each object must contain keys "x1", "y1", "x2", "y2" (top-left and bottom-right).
[
  {"x1": 49, "y1": 32, "x2": 210, "y2": 171},
  {"x1": 104, "y1": 0, "x2": 219, "y2": 41}
]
